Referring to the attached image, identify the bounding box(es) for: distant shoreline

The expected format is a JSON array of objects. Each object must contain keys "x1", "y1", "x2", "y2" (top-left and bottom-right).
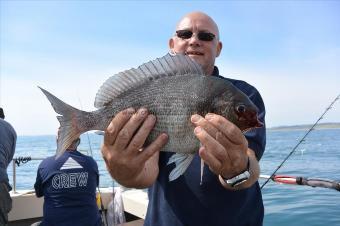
[
  {"x1": 17, "y1": 123, "x2": 340, "y2": 136},
  {"x1": 268, "y1": 122, "x2": 340, "y2": 131}
]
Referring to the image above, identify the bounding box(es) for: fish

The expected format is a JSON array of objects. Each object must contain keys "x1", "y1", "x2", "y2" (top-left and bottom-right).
[{"x1": 39, "y1": 53, "x2": 262, "y2": 181}]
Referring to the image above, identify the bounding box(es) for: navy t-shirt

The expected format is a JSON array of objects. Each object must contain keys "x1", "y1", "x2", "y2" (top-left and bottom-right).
[
  {"x1": 34, "y1": 150, "x2": 101, "y2": 226},
  {"x1": 145, "y1": 67, "x2": 266, "y2": 226}
]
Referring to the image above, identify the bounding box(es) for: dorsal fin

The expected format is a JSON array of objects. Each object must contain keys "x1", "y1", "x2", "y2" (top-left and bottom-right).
[{"x1": 94, "y1": 53, "x2": 204, "y2": 108}]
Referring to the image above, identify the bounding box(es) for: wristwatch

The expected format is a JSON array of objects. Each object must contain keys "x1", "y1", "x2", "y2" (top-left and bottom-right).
[{"x1": 221, "y1": 157, "x2": 250, "y2": 187}]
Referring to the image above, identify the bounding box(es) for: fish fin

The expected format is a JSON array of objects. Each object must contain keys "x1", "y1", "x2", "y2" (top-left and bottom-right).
[
  {"x1": 200, "y1": 158, "x2": 204, "y2": 185},
  {"x1": 167, "y1": 153, "x2": 195, "y2": 181},
  {"x1": 39, "y1": 86, "x2": 95, "y2": 158},
  {"x1": 94, "y1": 53, "x2": 204, "y2": 108}
]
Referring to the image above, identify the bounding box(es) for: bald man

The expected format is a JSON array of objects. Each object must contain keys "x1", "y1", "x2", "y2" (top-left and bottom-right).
[{"x1": 101, "y1": 12, "x2": 266, "y2": 226}]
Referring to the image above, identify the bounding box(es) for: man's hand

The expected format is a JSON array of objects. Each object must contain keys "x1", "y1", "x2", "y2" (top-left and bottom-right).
[
  {"x1": 191, "y1": 113, "x2": 259, "y2": 189},
  {"x1": 101, "y1": 108, "x2": 168, "y2": 188}
]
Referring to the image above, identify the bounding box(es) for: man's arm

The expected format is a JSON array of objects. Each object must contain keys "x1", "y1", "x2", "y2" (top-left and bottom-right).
[
  {"x1": 34, "y1": 169, "x2": 44, "y2": 197},
  {"x1": 191, "y1": 113, "x2": 260, "y2": 190},
  {"x1": 101, "y1": 108, "x2": 168, "y2": 188}
]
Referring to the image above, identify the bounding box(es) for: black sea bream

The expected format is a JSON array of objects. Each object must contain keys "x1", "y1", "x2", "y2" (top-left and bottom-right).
[{"x1": 40, "y1": 53, "x2": 262, "y2": 181}]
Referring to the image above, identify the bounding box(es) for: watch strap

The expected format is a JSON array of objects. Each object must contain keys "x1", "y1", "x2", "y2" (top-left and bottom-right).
[{"x1": 222, "y1": 157, "x2": 250, "y2": 187}]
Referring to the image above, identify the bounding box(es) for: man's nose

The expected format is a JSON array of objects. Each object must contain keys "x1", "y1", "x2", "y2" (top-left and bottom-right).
[{"x1": 188, "y1": 34, "x2": 201, "y2": 46}]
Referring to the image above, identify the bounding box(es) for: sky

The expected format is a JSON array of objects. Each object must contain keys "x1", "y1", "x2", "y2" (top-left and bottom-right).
[{"x1": 1, "y1": 0, "x2": 339, "y2": 136}]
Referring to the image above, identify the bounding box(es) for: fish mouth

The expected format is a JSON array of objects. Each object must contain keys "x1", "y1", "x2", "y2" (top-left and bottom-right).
[
  {"x1": 239, "y1": 115, "x2": 263, "y2": 127},
  {"x1": 240, "y1": 120, "x2": 263, "y2": 133},
  {"x1": 241, "y1": 127, "x2": 254, "y2": 133},
  {"x1": 237, "y1": 111, "x2": 263, "y2": 133},
  {"x1": 185, "y1": 51, "x2": 204, "y2": 56}
]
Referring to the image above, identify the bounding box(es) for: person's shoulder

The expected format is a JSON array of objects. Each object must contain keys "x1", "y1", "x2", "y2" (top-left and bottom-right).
[
  {"x1": 38, "y1": 155, "x2": 56, "y2": 169},
  {"x1": 75, "y1": 150, "x2": 91, "y2": 159},
  {"x1": 0, "y1": 118, "x2": 9, "y2": 124},
  {"x1": 0, "y1": 118, "x2": 16, "y2": 134},
  {"x1": 218, "y1": 75, "x2": 265, "y2": 110},
  {"x1": 219, "y1": 75, "x2": 260, "y2": 95},
  {"x1": 86, "y1": 155, "x2": 98, "y2": 167},
  {"x1": 75, "y1": 151, "x2": 98, "y2": 165},
  {"x1": 40, "y1": 155, "x2": 56, "y2": 163},
  {"x1": 86, "y1": 155, "x2": 99, "y2": 169},
  {"x1": 0, "y1": 118, "x2": 14, "y2": 127}
]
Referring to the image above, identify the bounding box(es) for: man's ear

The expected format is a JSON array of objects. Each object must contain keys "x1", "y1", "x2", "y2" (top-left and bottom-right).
[
  {"x1": 216, "y1": 41, "x2": 222, "y2": 57},
  {"x1": 169, "y1": 38, "x2": 174, "y2": 49}
]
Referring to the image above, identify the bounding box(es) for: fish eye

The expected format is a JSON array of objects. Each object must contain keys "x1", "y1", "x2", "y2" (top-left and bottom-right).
[{"x1": 236, "y1": 104, "x2": 246, "y2": 113}]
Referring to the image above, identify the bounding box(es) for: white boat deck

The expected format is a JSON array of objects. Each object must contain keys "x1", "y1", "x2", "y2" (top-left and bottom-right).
[
  {"x1": 9, "y1": 187, "x2": 148, "y2": 223},
  {"x1": 121, "y1": 189, "x2": 148, "y2": 219}
]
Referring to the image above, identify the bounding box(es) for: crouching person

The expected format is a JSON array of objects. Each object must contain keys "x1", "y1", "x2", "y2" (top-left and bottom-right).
[{"x1": 34, "y1": 136, "x2": 101, "y2": 226}]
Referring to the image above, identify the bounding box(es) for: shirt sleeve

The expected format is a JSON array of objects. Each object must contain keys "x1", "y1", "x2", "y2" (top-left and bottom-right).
[
  {"x1": 34, "y1": 167, "x2": 44, "y2": 197},
  {"x1": 94, "y1": 160, "x2": 99, "y2": 186},
  {"x1": 89, "y1": 157, "x2": 99, "y2": 186}
]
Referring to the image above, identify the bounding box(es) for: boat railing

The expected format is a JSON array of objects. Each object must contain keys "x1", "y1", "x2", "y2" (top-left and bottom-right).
[
  {"x1": 9, "y1": 156, "x2": 149, "y2": 221},
  {"x1": 11, "y1": 156, "x2": 45, "y2": 193}
]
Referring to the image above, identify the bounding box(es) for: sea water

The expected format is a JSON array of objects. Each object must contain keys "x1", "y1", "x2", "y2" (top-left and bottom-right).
[
  {"x1": 7, "y1": 129, "x2": 340, "y2": 225},
  {"x1": 261, "y1": 128, "x2": 340, "y2": 226}
]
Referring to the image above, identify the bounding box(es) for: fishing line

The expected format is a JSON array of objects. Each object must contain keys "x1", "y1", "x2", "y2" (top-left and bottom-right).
[
  {"x1": 77, "y1": 95, "x2": 107, "y2": 226},
  {"x1": 261, "y1": 94, "x2": 340, "y2": 190},
  {"x1": 77, "y1": 96, "x2": 93, "y2": 156}
]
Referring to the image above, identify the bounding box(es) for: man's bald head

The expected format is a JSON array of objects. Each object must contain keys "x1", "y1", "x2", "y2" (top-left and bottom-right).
[
  {"x1": 169, "y1": 11, "x2": 222, "y2": 75},
  {"x1": 176, "y1": 11, "x2": 220, "y2": 40}
]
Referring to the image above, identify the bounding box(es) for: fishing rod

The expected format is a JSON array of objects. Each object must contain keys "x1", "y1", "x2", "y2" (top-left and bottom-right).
[
  {"x1": 260, "y1": 174, "x2": 340, "y2": 192},
  {"x1": 84, "y1": 131, "x2": 108, "y2": 226},
  {"x1": 261, "y1": 94, "x2": 340, "y2": 190}
]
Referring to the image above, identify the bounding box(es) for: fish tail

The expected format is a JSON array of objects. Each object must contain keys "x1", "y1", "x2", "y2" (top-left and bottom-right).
[{"x1": 39, "y1": 86, "x2": 97, "y2": 157}]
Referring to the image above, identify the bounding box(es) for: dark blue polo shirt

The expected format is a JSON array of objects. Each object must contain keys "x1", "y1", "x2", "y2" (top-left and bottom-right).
[
  {"x1": 34, "y1": 150, "x2": 101, "y2": 226},
  {"x1": 145, "y1": 67, "x2": 266, "y2": 226}
]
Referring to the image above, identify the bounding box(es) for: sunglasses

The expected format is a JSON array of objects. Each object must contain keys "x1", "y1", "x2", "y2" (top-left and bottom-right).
[{"x1": 176, "y1": 30, "x2": 216, "y2": 41}]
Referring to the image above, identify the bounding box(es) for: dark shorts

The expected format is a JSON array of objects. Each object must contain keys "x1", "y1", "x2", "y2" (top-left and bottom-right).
[{"x1": 0, "y1": 182, "x2": 12, "y2": 226}]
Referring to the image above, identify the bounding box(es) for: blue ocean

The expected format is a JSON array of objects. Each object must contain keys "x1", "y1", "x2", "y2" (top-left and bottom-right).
[{"x1": 7, "y1": 128, "x2": 340, "y2": 226}]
